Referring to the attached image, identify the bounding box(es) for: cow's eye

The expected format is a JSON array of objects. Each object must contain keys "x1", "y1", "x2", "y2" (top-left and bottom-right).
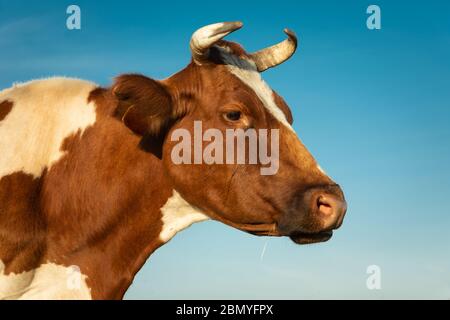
[{"x1": 224, "y1": 111, "x2": 241, "y2": 122}]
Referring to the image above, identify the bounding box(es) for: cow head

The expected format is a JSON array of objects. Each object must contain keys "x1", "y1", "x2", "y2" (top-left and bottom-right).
[{"x1": 113, "y1": 22, "x2": 346, "y2": 244}]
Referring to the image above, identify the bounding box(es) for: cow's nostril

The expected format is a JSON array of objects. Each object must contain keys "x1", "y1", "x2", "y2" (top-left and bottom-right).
[
  {"x1": 317, "y1": 196, "x2": 333, "y2": 216},
  {"x1": 315, "y1": 193, "x2": 347, "y2": 224}
]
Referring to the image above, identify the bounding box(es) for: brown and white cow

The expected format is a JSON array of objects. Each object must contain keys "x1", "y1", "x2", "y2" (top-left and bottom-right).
[{"x1": 0, "y1": 22, "x2": 346, "y2": 299}]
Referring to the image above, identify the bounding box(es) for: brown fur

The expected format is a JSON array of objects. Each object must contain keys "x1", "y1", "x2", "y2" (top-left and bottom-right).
[
  {"x1": 39, "y1": 88, "x2": 171, "y2": 298},
  {"x1": 113, "y1": 75, "x2": 173, "y2": 136},
  {"x1": 0, "y1": 89, "x2": 172, "y2": 299},
  {"x1": 0, "y1": 100, "x2": 13, "y2": 121},
  {"x1": 0, "y1": 172, "x2": 46, "y2": 275}
]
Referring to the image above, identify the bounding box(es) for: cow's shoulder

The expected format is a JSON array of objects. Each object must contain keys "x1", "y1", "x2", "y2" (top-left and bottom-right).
[{"x1": 0, "y1": 77, "x2": 99, "y2": 179}]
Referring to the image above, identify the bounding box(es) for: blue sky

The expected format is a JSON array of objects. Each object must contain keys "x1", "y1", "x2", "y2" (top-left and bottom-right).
[{"x1": 1, "y1": 0, "x2": 449, "y2": 299}]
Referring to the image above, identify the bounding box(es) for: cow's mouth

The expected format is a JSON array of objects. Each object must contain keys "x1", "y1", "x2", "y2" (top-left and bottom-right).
[{"x1": 289, "y1": 230, "x2": 333, "y2": 244}]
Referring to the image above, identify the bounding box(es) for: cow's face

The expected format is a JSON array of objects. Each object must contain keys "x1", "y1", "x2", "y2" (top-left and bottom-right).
[{"x1": 113, "y1": 22, "x2": 346, "y2": 244}]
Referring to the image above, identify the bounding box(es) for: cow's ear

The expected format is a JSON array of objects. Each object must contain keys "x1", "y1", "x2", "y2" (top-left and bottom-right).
[{"x1": 112, "y1": 74, "x2": 173, "y2": 136}]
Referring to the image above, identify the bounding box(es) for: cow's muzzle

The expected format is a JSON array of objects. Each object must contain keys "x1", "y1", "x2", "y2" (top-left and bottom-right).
[{"x1": 279, "y1": 184, "x2": 347, "y2": 244}]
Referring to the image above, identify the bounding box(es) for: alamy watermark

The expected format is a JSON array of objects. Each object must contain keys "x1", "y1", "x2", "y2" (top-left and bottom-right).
[
  {"x1": 170, "y1": 121, "x2": 279, "y2": 176},
  {"x1": 367, "y1": 5, "x2": 381, "y2": 30},
  {"x1": 66, "y1": 265, "x2": 83, "y2": 290},
  {"x1": 66, "y1": 5, "x2": 81, "y2": 30},
  {"x1": 366, "y1": 264, "x2": 382, "y2": 290}
]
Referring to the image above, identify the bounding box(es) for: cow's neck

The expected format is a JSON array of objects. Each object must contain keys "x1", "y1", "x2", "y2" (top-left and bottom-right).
[
  {"x1": 45, "y1": 88, "x2": 208, "y2": 299},
  {"x1": 0, "y1": 87, "x2": 207, "y2": 300},
  {"x1": 63, "y1": 187, "x2": 208, "y2": 300}
]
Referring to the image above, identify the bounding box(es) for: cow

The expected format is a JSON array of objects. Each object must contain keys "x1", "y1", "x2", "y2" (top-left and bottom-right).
[{"x1": 0, "y1": 22, "x2": 346, "y2": 300}]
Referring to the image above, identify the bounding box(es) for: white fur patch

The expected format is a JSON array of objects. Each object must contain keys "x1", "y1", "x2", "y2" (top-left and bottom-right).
[
  {"x1": 159, "y1": 190, "x2": 209, "y2": 243},
  {"x1": 0, "y1": 77, "x2": 97, "y2": 178},
  {"x1": 0, "y1": 260, "x2": 91, "y2": 300},
  {"x1": 215, "y1": 45, "x2": 294, "y2": 132}
]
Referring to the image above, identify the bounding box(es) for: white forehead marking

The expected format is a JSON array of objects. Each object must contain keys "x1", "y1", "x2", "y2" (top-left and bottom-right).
[
  {"x1": 159, "y1": 190, "x2": 209, "y2": 243},
  {"x1": 0, "y1": 260, "x2": 91, "y2": 300},
  {"x1": 214, "y1": 45, "x2": 294, "y2": 132},
  {"x1": 215, "y1": 47, "x2": 331, "y2": 178},
  {"x1": 317, "y1": 165, "x2": 327, "y2": 175},
  {"x1": 0, "y1": 77, "x2": 97, "y2": 178}
]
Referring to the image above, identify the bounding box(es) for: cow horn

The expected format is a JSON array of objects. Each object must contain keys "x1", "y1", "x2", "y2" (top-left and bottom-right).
[
  {"x1": 190, "y1": 21, "x2": 243, "y2": 64},
  {"x1": 250, "y1": 29, "x2": 298, "y2": 72}
]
